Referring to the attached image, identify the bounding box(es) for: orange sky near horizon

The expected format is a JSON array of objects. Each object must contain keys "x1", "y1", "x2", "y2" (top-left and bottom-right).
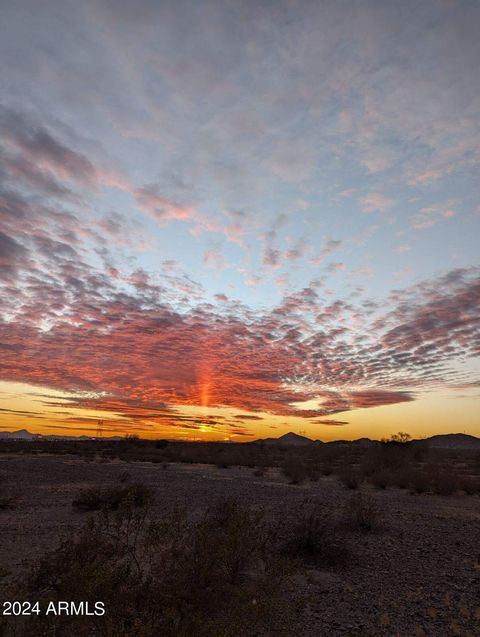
[{"x1": 1, "y1": 380, "x2": 478, "y2": 442}]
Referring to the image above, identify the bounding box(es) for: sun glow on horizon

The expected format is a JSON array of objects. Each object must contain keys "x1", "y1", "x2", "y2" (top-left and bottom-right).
[{"x1": 0, "y1": 380, "x2": 478, "y2": 443}]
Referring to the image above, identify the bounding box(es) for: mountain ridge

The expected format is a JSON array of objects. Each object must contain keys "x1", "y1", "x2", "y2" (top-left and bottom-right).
[
  {"x1": 254, "y1": 431, "x2": 480, "y2": 449},
  {"x1": 0, "y1": 429, "x2": 122, "y2": 441},
  {"x1": 1, "y1": 429, "x2": 479, "y2": 448}
]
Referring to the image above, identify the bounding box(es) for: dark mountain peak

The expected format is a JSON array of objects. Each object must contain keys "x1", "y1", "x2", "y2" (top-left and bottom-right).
[
  {"x1": 417, "y1": 433, "x2": 480, "y2": 449},
  {"x1": 255, "y1": 431, "x2": 315, "y2": 445}
]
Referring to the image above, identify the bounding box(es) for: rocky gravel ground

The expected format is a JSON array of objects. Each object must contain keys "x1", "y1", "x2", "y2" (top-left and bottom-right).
[{"x1": 1, "y1": 454, "x2": 479, "y2": 636}]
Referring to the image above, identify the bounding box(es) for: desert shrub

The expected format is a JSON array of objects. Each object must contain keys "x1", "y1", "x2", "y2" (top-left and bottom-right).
[
  {"x1": 339, "y1": 468, "x2": 360, "y2": 490},
  {"x1": 387, "y1": 432, "x2": 411, "y2": 444},
  {"x1": 11, "y1": 498, "x2": 291, "y2": 637},
  {"x1": 430, "y1": 469, "x2": 461, "y2": 496},
  {"x1": 359, "y1": 457, "x2": 376, "y2": 478},
  {"x1": 374, "y1": 466, "x2": 414, "y2": 490},
  {"x1": 432, "y1": 476, "x2": 458, "y2": 495},
  {"x1": 412, "y1": 442, "x2": 429, "y2": 462},
  {"x1": 282, "y1": 502, "x2": 348, "y2": 567},
  {"x1": 370, "y1": 469, "x2": 391, "y2": 490},
  {"x1": 117, "y1": 470, "x2": 131, "y2": 483},
  {"x1": 391, "y1": 468, "x2": 410, "y2": 489},
  {"x1": 306, "y1": 464, "x2": 320, "y2": 482},
  {"x1": 342, "y1": 492, "x2": 380, "y2": 533},
  {"x1": 0, "y1": 475, "x2": 15, "y2": 510},
  {"x1": 459, "y1": 475, "x2": 480, "y2": 495},
  {"x1": 409, "y1": 470, "x2": 430, "y2": 494},
  {"x1": 72, "y1": 482, "x2": 154, "y2": 512},
  {"x1": 71, "y1": 487, "x2": 103, "y2": 511},
  {"x1": 199, "y1": 499, "x2": 269, "y2": 584},
  {"x1": 0, "y1": 493, "x2": 15, "y2": 510},
  {"x1": 282, "y1": 456, "x2": 307, "y2": 485},
  {"x1": 321, "y1": 461, "x2": 333, "y2": 476},
  {"x1": 364, "y1": 441, "x2": 413, "y2": 473}
]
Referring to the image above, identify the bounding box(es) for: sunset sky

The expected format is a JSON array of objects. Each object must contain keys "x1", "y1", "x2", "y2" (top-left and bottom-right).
[{"x1": 0, "y1": 0, "x2": 479, "y2": 442}]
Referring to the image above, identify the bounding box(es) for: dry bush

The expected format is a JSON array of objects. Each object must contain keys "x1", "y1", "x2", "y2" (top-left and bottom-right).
[
  {"x1": 0, "y1": 493, "x2": 15, "y2": 510},
  {"x1": 282, "y1": 501, "x2": 349, "y2": 567},
  {"x1": 339, "y1": 467, "x2": 360, "y2": 490},
  {"x1": 369, "y1": 469, "x2": 394, "y2": 490},
  {"x1": 369, "y1": 466, "x2": 411, "y2": 490},
  {"x1": 363, "y1": 441, "x2": 414, "y2": 474},
  {"x1": 0, "y1": 477, "x2": 15, "y2": 510},
  {"x1": 428, "y1": 467, "x2": 461, "y2": 496},
  {"x1": 409, "y1": 463, "x2": 480, "y2": 496},
  {"x1": 409, "y1": 470, "x2": 430, "y2": 494},
  {"x1": 391, "y1": 467, "x2": 411, "y2": 489},
  {"x1": 321, "y1": 461, "x2": 333, "y2": 476},
  {"x1": 460, "y1": 475, "x2": 480, "y2": 495},
  {"x1": 72, "y1": 483, "x2": 154, "y2": 512},
  {"x1": 306, "y1": 463, "x2": 320, "y2": 482},
  {"x1": 117, "y1": 470, "x2": 131, "y2": 483},
  {"x1": 282, "y1": 456, "x2": 307, "y2": 485},
  {"x1": 8, "y1": 497, "x2": 292, "y2": 637},
  {"x1": 342, "y1": 492, "x2": 381, "y2": 533}
]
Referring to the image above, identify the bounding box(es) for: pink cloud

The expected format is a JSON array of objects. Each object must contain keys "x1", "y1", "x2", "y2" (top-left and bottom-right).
[
  {"x1": 359, "y1": 192, "x2": 394, "y2": 214},
  {"x1": 412, "y1": 201, "x2": 458, "y2": 230},
  {"x1": 134, "y1": 184, "x2": 195, "y2": 222}
]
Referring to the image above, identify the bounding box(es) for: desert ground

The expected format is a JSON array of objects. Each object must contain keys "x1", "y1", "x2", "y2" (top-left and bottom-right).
[{"x1": 1, "y1": 452, "x2": 479, "y2": 637}]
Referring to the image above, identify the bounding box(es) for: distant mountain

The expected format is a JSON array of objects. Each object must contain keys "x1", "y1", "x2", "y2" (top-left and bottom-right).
[
  {"x1": 255, "y1": 432, "x2": 317, "y2": 446},
  {"x1": 1, "y1": 429, "x2": 479, "y2": 448},
  {"x1": 0, "y1": 429, "x2": 122, "y2": 441},
  {"x1": 254, "y1": 431, "x2": 480, "y2": 449},
  {"x1": 0, "y1": 429, "x2": 39, "y2": 440},
  {"x1": 254, "y1": 432, "x2": 380, "y2": 446},
  {"x1": 415, "y1": 433, "x2": 480, "y2": 449},
  {"x1": 327, "y1": 437, "x2": 377, "y2": 447}
]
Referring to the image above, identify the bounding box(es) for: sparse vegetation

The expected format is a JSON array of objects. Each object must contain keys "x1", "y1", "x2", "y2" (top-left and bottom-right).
[
  {"x1": 1, "y1": 436, "x2": 479, "y2": 499},
  {"x1": 1, "y1": 443, "x2": 479, "y2": 637},
  {"x1": 0, "y1": 477, "x2": 15, "y2": 510},
  {"x1": 72, "y1": 483, "x2": 154, "y2": 512},
  {"x1": 409, "y1": 469, "x2": 430, "y2": 494},
  {"x1": 339, "y1": 467, "x2": 361, "y2": 490},
  {"x1": 117, "y1": 470, "x2": 131, "y2": 483},
  {"x1": 370, "y1": 469, "x2": 391, "y2": 490},
  {"x1": 282, "y1": 457, "x2": 307, "y2": 484},
  {"x1": 342, "y1": 492, "x2": 381, "y2": 533},
  {"x1": 0, "y1": 493, "x2": 15, "y2": 510},
  {"x1": 282, "y1": 500, "x2": 349, "y2": 566},
  {"x1": 7, "y1": 495, "x2": 294, "y2": 637}
]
